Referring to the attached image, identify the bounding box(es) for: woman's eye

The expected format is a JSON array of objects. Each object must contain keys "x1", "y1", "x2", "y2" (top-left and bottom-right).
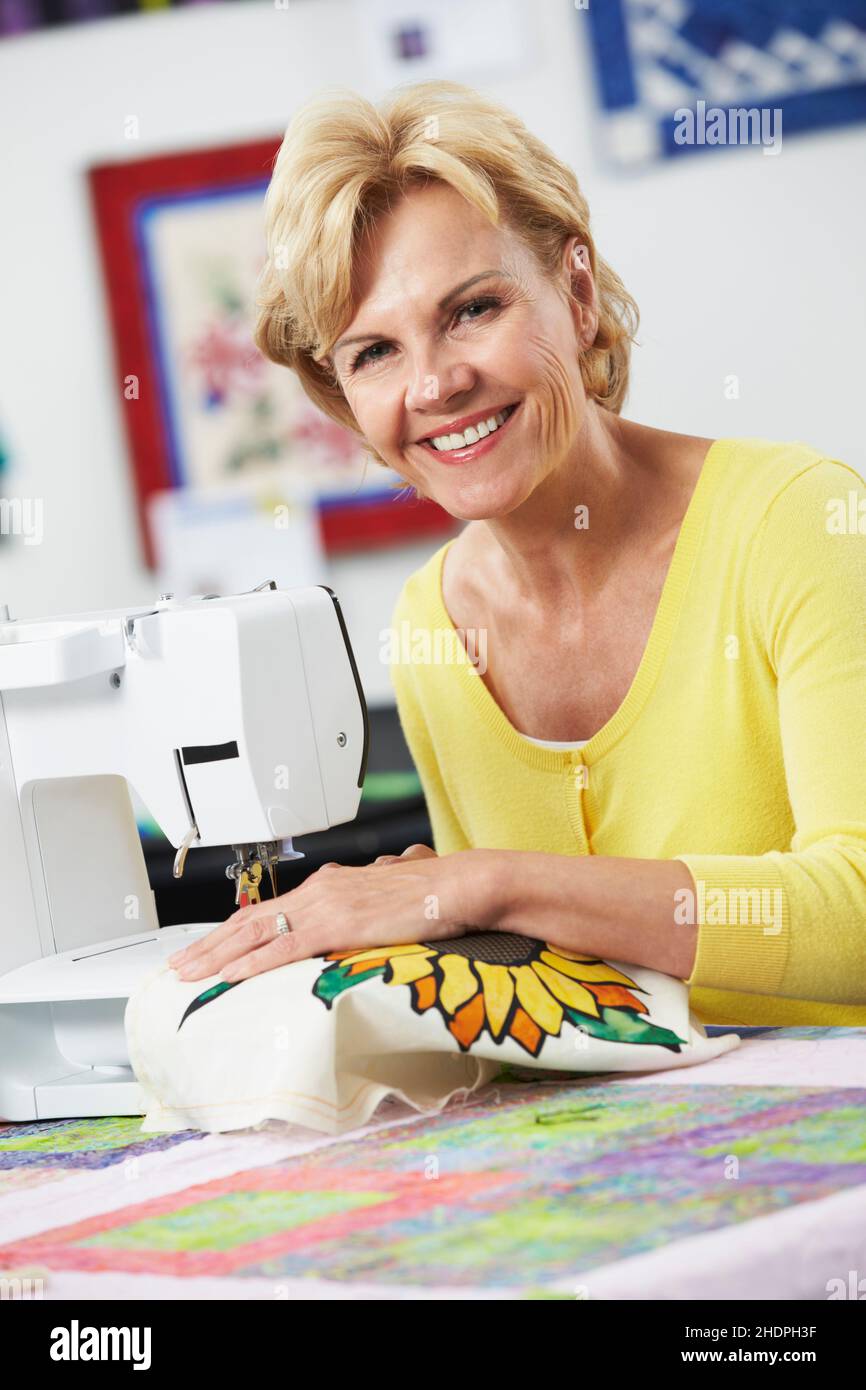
[
  {"x1": 348, "y1": 297, "x2": 500, "y2": 373},
  {"x1": 350, "y1": 341, "x2": 392, "y2": 372},
  {"x1": 456, "y1": 296, "x2": 500, "y2": 323}
]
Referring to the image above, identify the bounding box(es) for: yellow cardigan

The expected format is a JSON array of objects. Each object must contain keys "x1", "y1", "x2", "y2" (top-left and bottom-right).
[{"x1": 387, "y1": 437, "x2": 866, "y2": 1026}]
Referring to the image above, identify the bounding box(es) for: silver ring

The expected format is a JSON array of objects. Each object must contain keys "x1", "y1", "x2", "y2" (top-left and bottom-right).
[{"x1": 274, "y1": 911, "x2": 293, "y2": 937}]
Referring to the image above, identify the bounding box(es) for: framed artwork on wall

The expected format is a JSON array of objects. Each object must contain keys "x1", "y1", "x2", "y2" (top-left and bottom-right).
[
  {"x1": 581, "y1": 0, "x2": 866, "y2": 169},
  {"x1": 88, "y1": 137, "x2": 456, "y2": 568}
]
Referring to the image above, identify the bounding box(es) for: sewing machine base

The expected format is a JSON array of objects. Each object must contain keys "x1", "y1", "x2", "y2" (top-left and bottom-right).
[
  {"x1": 0, "y1": 922, "x2": 214, "y2": 1121},
  {"x1": 0, "y1": 1051, "x2": 145, "y2": 1120}
]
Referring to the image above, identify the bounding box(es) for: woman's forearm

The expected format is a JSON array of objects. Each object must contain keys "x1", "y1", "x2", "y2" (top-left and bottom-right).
[{"x1": 475, "y1": 850, "x2": 699, "y2": 980}]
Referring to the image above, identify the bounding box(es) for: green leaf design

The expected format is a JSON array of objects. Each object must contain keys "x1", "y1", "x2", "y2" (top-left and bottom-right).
[
  {"x1": 312, "y1": 962, "x2": 388, "y2": 1008},
  {"x1": 176, "y1": 980, "x2": 238, "y2": 1033},
  {"x1": 566, "y1": 1004, "x2": 686, "y2": 1052}
]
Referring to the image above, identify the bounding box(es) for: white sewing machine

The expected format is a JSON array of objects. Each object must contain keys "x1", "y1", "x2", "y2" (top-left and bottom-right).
[{"x1": 0, "y1": 581, "x2": 367, "y2": 1121}]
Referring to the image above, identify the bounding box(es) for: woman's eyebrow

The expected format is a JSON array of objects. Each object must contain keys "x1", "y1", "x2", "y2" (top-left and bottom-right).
[
  {"x1": 332, "y1": 270, "x2": 512, "y2": 355},
  {"x1": 438, "y1": 268, "x2": 512, "y2": 310}
]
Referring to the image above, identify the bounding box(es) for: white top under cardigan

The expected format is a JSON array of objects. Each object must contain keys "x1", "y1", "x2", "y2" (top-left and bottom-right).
[{"x1": 520, "y1": 736, "x2": 590, "y2": 750}]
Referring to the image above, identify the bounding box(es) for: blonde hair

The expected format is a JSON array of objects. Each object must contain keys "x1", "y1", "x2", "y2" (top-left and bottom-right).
[{"x1": 253, "y1": 79, "x2": 639, "y2": 468}]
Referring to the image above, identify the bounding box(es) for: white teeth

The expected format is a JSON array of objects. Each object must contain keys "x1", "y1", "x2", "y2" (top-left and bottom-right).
[{"x1": 429, "y1": 406, "x2": 512, "y2": 451}]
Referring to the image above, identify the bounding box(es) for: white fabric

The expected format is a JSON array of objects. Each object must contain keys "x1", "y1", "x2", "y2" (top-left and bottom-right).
[
  {"x1": 124, "y1": 932, "x2": 740, "y2": 1136},
  {"x1": 521, "y1": 734, "x2": 590, "y2": 749}
]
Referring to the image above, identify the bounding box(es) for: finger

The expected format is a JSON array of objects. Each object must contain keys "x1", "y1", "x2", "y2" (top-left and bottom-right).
[
  {"x1": 171, "y1": 861, "x2": 340, "y2": 966},
  {"x1": 172, "y1": 913, "x2": 281, "y2": 979},
  {"x1": 166, "y1": 915, "x2": 244, "y2": 966},
  {"x1": 175, "y1": 859, "x2": 358, "y2": 971},
  {"x1": 168, "y1": 889, "x2": 300, "y2": 965},
  {"x1": 167, "y1": 917, "x2": 246, "y2": 961},
  {"x1": 371, "y1": 846, "x2": 434, "y2": 866},
  {"x1": 218, "y1": 929, "x2": 308, "y2": 982}
]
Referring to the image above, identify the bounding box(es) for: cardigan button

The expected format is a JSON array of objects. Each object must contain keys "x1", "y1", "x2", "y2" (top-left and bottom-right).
[{"x1": 569, "y1": 752, "x2": 588, "y2": 792}]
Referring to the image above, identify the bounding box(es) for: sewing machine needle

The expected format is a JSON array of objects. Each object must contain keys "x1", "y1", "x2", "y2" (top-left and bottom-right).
[{"x1": 267, "y1": 860, "x2": 278, "y2": 898}]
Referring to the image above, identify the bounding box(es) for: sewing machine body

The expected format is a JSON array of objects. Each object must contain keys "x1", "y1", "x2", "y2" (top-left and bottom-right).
[{"x1": 0, "y1": 585, "x2": 367, "y2": 1120}]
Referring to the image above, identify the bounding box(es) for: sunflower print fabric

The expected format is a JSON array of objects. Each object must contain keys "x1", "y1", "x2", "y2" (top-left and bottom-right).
[
  {"x1": 128, "y1": 930, "x2": 741, "y2": 1136},
  {"x1": 312, "y1": 933, "x2": 687, "y2": 1057},
  {"x1": 177, "y1": 932, "x2": 687, "y2": 1057}
]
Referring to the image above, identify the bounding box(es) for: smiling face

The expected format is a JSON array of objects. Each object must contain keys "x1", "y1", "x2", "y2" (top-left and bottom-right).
[{"x1": 325, "y1": 181, "x2": 596, "y2": 521}]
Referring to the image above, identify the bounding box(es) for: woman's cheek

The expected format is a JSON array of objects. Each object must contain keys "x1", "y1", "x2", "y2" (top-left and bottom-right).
[
  {"x1": 350, "y1": 395, "x2": 405, "y2": 472},
  {"x1": 523, "y1": 331, "x2": 582, "y2": 464}
]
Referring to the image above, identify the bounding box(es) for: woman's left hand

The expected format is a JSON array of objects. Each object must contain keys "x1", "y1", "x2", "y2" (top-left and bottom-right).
[{"x1": 167, "y1": 849, "x2": 497, "y2": 984}]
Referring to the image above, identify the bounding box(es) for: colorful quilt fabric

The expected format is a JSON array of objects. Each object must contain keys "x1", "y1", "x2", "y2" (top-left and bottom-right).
[{"x1": 1, "y1": 1029, "x2": 865, "y2": 1300}]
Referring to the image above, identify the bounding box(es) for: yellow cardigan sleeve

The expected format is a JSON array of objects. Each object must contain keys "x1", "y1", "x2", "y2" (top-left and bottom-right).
[
  {"x1": 676, "y1": 458, "x2": 866, "y2": 1002},
  {"x1": 388, "y1": 586, "x2": 472, "y2": 856}
]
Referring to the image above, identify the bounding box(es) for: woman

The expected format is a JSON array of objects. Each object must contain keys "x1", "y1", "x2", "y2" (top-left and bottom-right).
[{"x1": 170, "y1": 81, "x2": 866, "y2": 1026}]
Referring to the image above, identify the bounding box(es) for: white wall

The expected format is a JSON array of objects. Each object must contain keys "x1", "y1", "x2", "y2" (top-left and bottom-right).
[{"x1": 1, "y1": 0, "x2": 863, "y2": 696}]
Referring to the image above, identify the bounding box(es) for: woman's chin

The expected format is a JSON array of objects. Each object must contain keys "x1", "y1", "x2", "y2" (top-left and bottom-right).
[{"x1": 431, "y1": 474, "x2": 534, "y2": 522}]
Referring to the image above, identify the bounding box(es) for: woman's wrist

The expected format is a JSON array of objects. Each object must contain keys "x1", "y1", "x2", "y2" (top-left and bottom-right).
[
  {"x1": 452, "y1": 848, "x2": 559, "y2": 935},
  {"x1": 482, "y1": 850, "x2": 549, "y2": 935},
  {"x1": 447, "y1": 849, "x2": 513, "y2": 931}
]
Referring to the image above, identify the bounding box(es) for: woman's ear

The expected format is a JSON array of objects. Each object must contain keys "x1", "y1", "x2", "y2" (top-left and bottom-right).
[{"x1": 563, "y1": 238, "x2": 599, "y2": 351}]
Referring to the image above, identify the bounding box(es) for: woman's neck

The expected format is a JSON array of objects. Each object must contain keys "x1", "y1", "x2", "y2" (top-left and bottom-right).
[{"x1": 478, "y1": 407, "x2": 673, "y2": 612}]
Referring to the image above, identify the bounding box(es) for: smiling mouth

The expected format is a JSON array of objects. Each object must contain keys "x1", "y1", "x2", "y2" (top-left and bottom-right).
[{"x1": 417, "y1": 402, "x2": 520, "y2": 458}]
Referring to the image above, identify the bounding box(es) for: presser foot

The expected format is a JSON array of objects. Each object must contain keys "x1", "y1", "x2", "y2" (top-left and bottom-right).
[{"x1": 226, "y1": 842, "x2": 282, "y2": 908}]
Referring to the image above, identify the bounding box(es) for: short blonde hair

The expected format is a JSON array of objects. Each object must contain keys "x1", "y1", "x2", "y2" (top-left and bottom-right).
[{"x1": 253, "y1": 80, "x2": 639, "y2": 467}]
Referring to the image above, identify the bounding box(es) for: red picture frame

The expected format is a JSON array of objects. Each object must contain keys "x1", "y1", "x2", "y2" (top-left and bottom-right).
[{"x1": 88, "y1": 137, "x2": 456, "y2": 568}]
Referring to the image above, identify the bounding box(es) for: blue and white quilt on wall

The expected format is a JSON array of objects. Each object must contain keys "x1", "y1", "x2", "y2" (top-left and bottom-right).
[{"x1": 581, "y1": 0, "x2": 866, "y2": 166}]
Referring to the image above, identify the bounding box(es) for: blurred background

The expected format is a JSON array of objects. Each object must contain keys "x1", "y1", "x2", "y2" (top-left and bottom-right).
[{"x1": 1, "y1": 0, "x2": 864, "y2": 922}]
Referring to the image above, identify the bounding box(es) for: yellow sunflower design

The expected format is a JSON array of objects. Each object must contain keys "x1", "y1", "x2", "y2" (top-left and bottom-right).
[{"x1": 312, "y1": 932, "x2": 688, "y2": 1057}]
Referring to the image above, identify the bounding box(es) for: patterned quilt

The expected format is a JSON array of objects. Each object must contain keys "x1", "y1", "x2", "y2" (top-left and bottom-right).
[{"x1": 1, "y1": 1027, "x2": 865, "y2": 1300}]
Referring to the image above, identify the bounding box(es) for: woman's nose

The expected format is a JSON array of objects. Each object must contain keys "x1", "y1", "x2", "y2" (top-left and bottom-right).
[{"x1": 403, "y1": 355, "x2": 477, "y2": 413}]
